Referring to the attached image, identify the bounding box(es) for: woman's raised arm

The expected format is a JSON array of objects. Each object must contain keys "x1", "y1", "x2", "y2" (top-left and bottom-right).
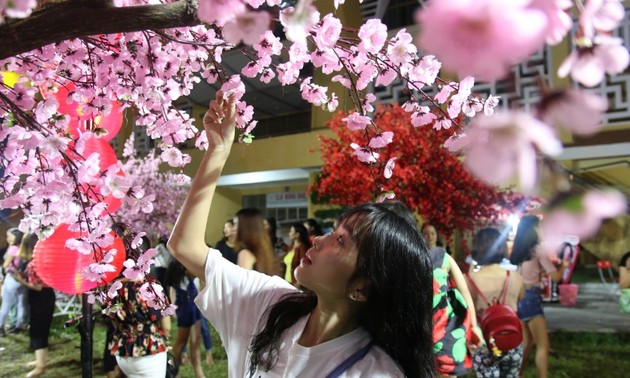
[{"x1": 168, "y1": 92, "x2": 236, "y2": 279}]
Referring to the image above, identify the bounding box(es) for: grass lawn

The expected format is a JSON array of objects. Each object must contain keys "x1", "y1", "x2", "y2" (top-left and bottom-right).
[{"x1": 1, "y1": 316, "x2": 628, "y2": 377}]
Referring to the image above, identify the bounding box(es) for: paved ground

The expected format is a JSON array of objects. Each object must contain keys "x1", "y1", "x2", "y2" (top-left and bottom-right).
[{"x1": 544, "y1": 283, "x2": 630, "y2": 333}]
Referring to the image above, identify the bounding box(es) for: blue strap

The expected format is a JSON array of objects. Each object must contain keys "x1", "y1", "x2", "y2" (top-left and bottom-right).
[{"x1": 325, "y1": 340, "x2": 375, "y2": 378}]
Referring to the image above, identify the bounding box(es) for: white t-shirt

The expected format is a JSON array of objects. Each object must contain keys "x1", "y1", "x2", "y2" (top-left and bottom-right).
[{"x1": 195, "y1": 249, "x2": 404, "y2": 377}]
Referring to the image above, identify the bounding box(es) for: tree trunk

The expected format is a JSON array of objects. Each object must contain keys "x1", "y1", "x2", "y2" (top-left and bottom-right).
[
  {"x1": 0, "y1": 0, "x2": 200, "y2": 60},
  {"x1": 79, "y1": 294, "x2": 94, "y2": 378}
]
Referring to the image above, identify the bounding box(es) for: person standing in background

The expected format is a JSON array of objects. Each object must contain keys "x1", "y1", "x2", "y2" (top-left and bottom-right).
[
  {"x1": 166, "y1": 259, "x2": 205, "y2": 378},
  {"x1": 106, "y1": 276, "x2": 171, "y2": 378},
  {"x1": 233, "y1": 208, "x2": 276, "y2": 276},
  {"x1": 264, "y1": 217, "x2": 287, "y2": 256},
  {"x1": 214, "y1": 220, "x2": 238, "y2": 264},
  {"x1": 0, "y1": 228, "x2": 27, "y2": 335},
  {"x1": 303, "y1": 218, "x2": 324, "y2": 245},
  {"x1": 510, "y1": 215, "x2": 568, "y2": 378},
  {"x1": 152, "y1": 235, "x2": 173, "y2": 298},
  {"x1": 14, "y1": 233, "x2": 55, "y2": 378},
  {"x1": 283, "y1": 223, "x2": 311, "y2": 285},
  {"x1": 467, "y1": 228, "x2": 525, "y2": 378}
]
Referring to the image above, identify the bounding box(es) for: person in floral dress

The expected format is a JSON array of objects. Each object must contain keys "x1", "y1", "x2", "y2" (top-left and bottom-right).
[
  {"x1": 106, "y1": 278, "x2": 171, "y2": 377},
  {"x1": 424, "y1": 224, "x2": 483, "y2": 376}
]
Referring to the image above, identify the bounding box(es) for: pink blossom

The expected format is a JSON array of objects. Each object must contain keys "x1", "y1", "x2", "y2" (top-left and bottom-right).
[
  {"x1": 387, "y1": 29, "x2": 417, "y2": 66},
  {"x1": 416, "y1": 0, "x2": 547, "y2": 82},
  {"x1": 327, "y1": 93, "x2": 339, "y2": 112},
  {"x1": 580, "y1": 0, "x2": 625, "y2": 38},
  {"x1": 484, "y1": 95, "x2": 500, "y2": 116},
  {"x1": 358, "y1": 19, "x2": 388, "y2": 54},
  {"x1": 444, "y1": 133, "x2": 470, "y2": 152},
  {"x1": 361, "y1": 93, "x2": 377, "y2": 113},
  {"x1": 333, "y1": 0, "x2": 345, "y2": 10},
  {"x1": 528, "y1": 0, "x2": 572, "y2": 45},
  {"x1": 221, "y1": 75, "x2": 246, "y2": 101},
  {"x1": 355, "y1": 64, "x2": 378, "y2": 90},
  {"x1": 253, "y1": 30, "x2": 283, "y2": 57},
  {"x1": 375, "y1": 68, "x2": 397, "y2": 87},
  {"x1": 538, "y1": 89, "x2": 608, "y2": 136},
  {"x1": 197, "y1": 0, "x2": 246, "y2": 27},
  {"x1": 350, "y1": 143, "x2": 379, "y2": 164},
  {"x1": 433, "y1": 118, "x2": 452, "y2": 131},
  {"x1": 3, "y1": 0, "x2": 35, "y2": 18},
  {"x1": 411, "y1": 107, "x2": 437, "y2": 127},
  {"x1": 161, "y1": 304, "x2": 178, "y2": 317},
  {"x1": 236, "y1": 101, "x2": 254, "y2": 127},
  {"x1": 369, "y1": 131, "x2": 394, "y2": 148},
  {"x1": 107, "y1": 280, "x2": 123, "y2": 299},
  {"x1": 279, "y1": 0, "x2": 320, "y2": 46},
  {"x1": 242, "y1": 61, "x2": 263, "y2": 78},
  {"x1": 161, "y1": 147, "x2": 191, "y2": 168},
  {"x1": 558, "y1": 36, "x2": 630, "y2": 87},
  {"x1": 407, "y1": 55, "x2": 441, "y2": 87},
  {"x1": 343, "y1": 112, "x2": 372, "y2": 131},
  {"x1": 541, "y1": 189, "x2": 627, "y2": 253},
  {"x1": 315, "y1": 14, "x2": 342, "y2": 50},
  {"x1": 8, "y1": 83, "x2": 37, "y2": 110},
  {"x1": 222, "y1": 11, "x2": 271, "y2": 46},
  {"x1": 460, "y1": 111, "x2": 562, "y2": 193},
  {"x1": 384, "y1": 157, "x2": 397, "y2": 179},
  {"x1": 435, "y1": 84, "x2": 456, "y2": 104},
  {"x1": 376, "y1": 191, "x2": 396, "y2": 203},
  {"x1": 131, "y1": 232, "x2": 147, "y2": 249},
  {"x1": 299, "y1": 78, "x2": 328, "y2": 106}
]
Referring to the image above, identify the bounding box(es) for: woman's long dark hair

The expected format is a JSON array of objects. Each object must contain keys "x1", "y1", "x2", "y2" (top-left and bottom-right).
[
  {"x1": 248, "y1": 203, "x2": 436, "y2": 377},
  {"x1": 510, "y1": 215, "x2": 540, "y2": 266},
  {"x1": 164, "y1": 259, "x2": 186, "y2": 288},
  {"x1": 290, "y1": 222, "x2": 311, "y2": 248},
  {"x1": 8, "y1": 227, "x2": 24, "y2": 246},
  {"x1": 472, "y1": 228, "x2": 507, "y2": 265}
]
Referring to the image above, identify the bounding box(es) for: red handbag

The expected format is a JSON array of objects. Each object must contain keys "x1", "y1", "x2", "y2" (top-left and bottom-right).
[{"x1": 467, "y1": 271, "x2": 523, "y2": 355}]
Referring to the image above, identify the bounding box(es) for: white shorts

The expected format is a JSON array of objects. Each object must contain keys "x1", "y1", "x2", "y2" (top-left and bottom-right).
[{"x1": 116, "y1": 351, "x2": 167, "y2": 378}]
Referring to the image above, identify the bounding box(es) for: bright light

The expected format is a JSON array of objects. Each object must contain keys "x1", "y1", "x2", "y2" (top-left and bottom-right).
[{"x1": 507, "y1": 214, "x2": 520, "y2": 231}]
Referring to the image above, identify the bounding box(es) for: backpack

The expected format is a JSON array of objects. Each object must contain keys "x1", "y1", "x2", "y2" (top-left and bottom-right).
[{"x1": 467, "y1": 271, "x2": 522, "y2": 355}]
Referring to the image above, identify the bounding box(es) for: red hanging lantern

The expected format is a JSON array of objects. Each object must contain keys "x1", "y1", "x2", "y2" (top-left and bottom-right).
[
  {"x1": 53, "y1": 81, "x2": 123, "y2": 141},
  {"x1": 79, "y1": 137, "x2": 123, "y2": 213},
  {"x1": 69, "y1": 100, "x2": 123, "y2": 142},
  {"x1": 33, "y1": 224, "x2": 126, "y2": 295}
]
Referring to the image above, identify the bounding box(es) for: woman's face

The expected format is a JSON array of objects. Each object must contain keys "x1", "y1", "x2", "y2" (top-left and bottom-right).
[
  {"x1": 288, "y1": 226, "x2": 298, "y2": 241},
  {"x1": 223, "y1": 222, "x2": 234, "y2": 238},
  {"x1": 422, "y1": 225, "x2": 438, "y2": 248},
  {"x1": 6, "y1": 232, "x2": 15, "y2": 245},
  {"x1": 294, "y1": 221, "x2": 358, "y2": 299}
]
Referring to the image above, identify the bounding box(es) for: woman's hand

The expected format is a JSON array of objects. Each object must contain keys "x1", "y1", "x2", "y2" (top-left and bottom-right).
[
  {"x1": 468, "y1": 325, "x2": 485, "y2": 351},
  {"x1": 203, "y1": 91, "x2": 236, "y2": 154}
]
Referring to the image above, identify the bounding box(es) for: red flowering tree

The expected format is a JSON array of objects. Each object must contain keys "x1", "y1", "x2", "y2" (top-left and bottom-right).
[{"x1": 310, "y1": 104, "x2": 520, "y2": 239}]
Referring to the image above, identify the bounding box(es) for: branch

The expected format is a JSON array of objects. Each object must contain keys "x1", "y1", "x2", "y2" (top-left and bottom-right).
[{"x1": 0, "y1": 0, "x2": 201, "y2": 60}]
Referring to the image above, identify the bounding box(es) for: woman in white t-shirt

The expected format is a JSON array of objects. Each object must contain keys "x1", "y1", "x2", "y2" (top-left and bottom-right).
[{"x1": 168, "y1": 92, "x2": 436, "y2": 378}]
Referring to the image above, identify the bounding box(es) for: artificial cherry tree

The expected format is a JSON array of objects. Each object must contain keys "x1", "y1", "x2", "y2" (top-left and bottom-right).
[{"x1": 0, "y1": 0, "x2": 628, "y2": 309}]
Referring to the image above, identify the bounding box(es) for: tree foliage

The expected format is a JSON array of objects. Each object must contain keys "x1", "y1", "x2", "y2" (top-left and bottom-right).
[{"x1": 311, "y1": 104, "x2": 521, "y2": 238}]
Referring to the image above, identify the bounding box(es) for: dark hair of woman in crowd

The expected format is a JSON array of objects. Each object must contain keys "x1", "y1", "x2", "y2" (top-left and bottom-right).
[
  {"x1": 235, "y1": 208, "x2": 276, "y2": 276},
  {"x1": 164, "y1": 259, "x2": 187, "y2": 289},
  {"x1": 8, "y1": 228, "x2": 24, "y2": 246},
  {"x1": 290, "y1": 222, "x2": 311, "y2": 249},
  {"x1": 303, "y1": 218, "x2": 324, "y2": 237},
  {"x1": 510, "y1": 215, "x2": 540, "y2": 266},
  {"x1": 471, "y1": 228, "x2": 508, "y2": 265},
  {"x1": 249, "y1": 203, "x2": 436, "y2": 378}
]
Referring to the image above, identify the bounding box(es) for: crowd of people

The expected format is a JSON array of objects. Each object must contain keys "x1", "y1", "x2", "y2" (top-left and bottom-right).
[{"x1": 0, "y1": 93, "x2": 628, "y2": 378}]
